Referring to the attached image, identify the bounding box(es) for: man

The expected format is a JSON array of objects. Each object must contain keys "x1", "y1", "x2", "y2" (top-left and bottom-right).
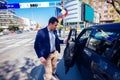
[{"x1": 34, "y1": 17, "x2": 66, "y2": 80}]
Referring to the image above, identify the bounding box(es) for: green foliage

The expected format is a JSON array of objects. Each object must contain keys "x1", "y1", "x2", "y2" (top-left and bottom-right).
[
  {"x1": 107, "y1": 0, "x2": 120, "y2": 15},
  {"x1": 8, "y1": 25, "x2": 19, "y2": 31},
  {"x1": 114, "y1": 18, "x2": 120, "y2": 23},
  {"x1": 0, "y1": 28, "x2": 4, "y2": 32}
]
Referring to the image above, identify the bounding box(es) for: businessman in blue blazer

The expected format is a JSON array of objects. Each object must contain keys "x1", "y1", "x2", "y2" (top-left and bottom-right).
[{"x1": 34, "y1": 17, "x2": 66, "y2": 80}]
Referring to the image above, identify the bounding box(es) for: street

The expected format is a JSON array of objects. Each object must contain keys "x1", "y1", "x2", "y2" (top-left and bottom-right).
[
  {"x1": 0, "y1": 31, "x2": 83, "y2": 80},
  {"x1": 0, "y1": 0, "x2": 120, "y2": 79},
  {"x1": 0, "y1": 31, "x2": 39, "y2": 80}
]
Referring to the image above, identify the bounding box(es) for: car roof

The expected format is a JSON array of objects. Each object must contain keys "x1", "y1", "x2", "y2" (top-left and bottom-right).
[{"x1": 86, "y1": 23, "x2": 120, "y2": 33}]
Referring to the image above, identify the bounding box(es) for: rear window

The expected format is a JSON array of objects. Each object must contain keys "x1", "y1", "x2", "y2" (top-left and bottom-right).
[{"x1": 86, "y1": 29, "x2": 120, "y2": 68}]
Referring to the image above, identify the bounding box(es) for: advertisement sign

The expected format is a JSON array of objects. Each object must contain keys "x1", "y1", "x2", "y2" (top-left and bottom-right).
[
  {"x1": 0, "y1": 2, "x2": 59, "y2": 9},
  {"x1": 84, "y1": 4, "x2": 94, "y2": 22},
  {"x1": 7, "y1": 3, "x2": 20, "y2": 9},
  {"x1": 19, "y1": 3, "x2": 30, "y2": 8},
  {"x1": 19, "y1": 2, "x2": 49, "y2": 8},
  {"x1": 0, "y1": 2, "x2": 7, "y2": 9}
]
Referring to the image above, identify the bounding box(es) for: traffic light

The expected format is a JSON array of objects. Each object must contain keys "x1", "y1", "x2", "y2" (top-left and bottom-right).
[{"x1": 30, "y1": 4, "x2": 38, "y2": 8}]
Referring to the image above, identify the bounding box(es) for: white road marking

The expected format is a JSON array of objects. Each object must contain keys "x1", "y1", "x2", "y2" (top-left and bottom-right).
[{"x1": 0, "y1": 39, "x2": 33, "y2": 53}]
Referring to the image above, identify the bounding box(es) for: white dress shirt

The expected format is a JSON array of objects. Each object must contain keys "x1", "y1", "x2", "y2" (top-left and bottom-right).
[{"x1": 48, "y1": 28, "x2": 56, "y2": 52}]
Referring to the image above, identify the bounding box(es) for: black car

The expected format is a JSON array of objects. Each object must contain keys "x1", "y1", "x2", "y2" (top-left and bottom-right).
[{"x1": 64, "y1": 23, "x2": 120, "y2": 80}]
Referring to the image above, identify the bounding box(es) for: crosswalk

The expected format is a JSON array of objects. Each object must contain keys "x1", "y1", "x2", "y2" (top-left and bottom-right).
[
  {"x1": 0, "y1": 31, "x2": 36, "y2": 53},
  {"x1": 0, "y1": 38, "x2": 34, "y2": 53}
]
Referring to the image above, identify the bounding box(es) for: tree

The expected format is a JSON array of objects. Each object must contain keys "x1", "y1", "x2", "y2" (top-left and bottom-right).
[
  {"x1": 106, "y1": 0, "x2": 120, "y2": 15},
  {"x1": 35, "y1": 23, "x2": 39, "y2": 30},
  {"x1": 114, "y1": 18, "x2": 120, "y2": 23},
  {"x1": 0, "y1": 28, "x2": 3, "y2": 32},
  {"x1": 8, "y1": 25, "x2": 19, "y2": 31}
]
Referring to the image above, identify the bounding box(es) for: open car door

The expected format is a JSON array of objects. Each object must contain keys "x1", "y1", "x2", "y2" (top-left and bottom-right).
[{"x1": 63, "y1": 29, "x2": 77, "y2": 74}]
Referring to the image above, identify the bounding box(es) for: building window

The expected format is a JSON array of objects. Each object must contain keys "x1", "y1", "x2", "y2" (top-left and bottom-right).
[
  {"x1": 105, "y1": 1, "x2": 107, "y2": 5},
  {"x1": 104, "y1": 15, "x2": 108, "y2": 19},
  {"x1": 110, "y1": 10, "x2": 114, "y2": 13},
  {"x1": 104, "y1": 6, "x2": 107, "y2": 10},
  {"x1": 110, "y1": 15, "x2": 113, "y2": 18},
  {"x1": 104, "y1": 15, "x2": 108, "y2": 17},
  {"x1": 93, "y1": 1, "x2": 96, "y2": 7},
  {"x1": 98, "y1": 6, "x2": 102, "y2": 11},
  {"x1": 99, "y1": 2, "x2": 102, "y2": 6},
  {"x1": 99, "y1": 6, "x2": 102, "y2": 8},
  {"x1": 104, "y1": 10, "x2": 108, "y2": 14}
]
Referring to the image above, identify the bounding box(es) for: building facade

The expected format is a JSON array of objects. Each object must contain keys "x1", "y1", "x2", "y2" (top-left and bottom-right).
[
  {"x1": 0, "y1": 0, "x2": 18, "y2": 29},
  {"x1": 15, "y1": 16, "x2": 37, "y2": 31},
  {"x1": 64, "y1": 0, "x2": 82, "y2": 23},
  {"x1": 0, "y1": 9, "x2": 18, "y2": 28},
  {"x1": 90, "y1": 0, "x2": 120, "y2": 23},
  {"x1": 63, "y1": 0, "x2": 83, "y2": 29}
]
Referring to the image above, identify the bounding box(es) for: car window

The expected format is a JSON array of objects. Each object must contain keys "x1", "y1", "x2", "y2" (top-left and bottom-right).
[
  {"x1": 86, "y1": 29, "x2": 120, "y2": 68},
  {"x1": 78, "y1": 30, "x2": 92, "y2": 42},
  {"x1": 71, "y1": 29, "x2": 77, "y2": 40},
  {"x1": 86, "y1": 30, "x2": 116, "y2": 54}
]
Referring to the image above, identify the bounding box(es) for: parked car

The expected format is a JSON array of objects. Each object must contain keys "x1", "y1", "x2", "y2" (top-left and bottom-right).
[
  {"x1": 15, "y1": 30, "x2": 23, "y2": 34},
  {"x1": 2, "y1": 31, "x2": 9, "y2": 35},
  {"x1": 64, "y1": 23, "x2": 120, "y2": 80}
]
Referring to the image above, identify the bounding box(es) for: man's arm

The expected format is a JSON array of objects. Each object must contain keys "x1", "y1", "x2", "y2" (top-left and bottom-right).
[
  {"x1": 34, "y1": 30, "x2": 44, "y2": 58},
  {"x1": 54, "y1": 30, "x2": 64, "y2": 44}
]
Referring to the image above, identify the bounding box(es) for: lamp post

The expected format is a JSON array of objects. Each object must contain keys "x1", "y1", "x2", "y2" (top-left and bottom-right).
[{"x1": 61, "y1": 0, "x2": 66, "y2": 37}]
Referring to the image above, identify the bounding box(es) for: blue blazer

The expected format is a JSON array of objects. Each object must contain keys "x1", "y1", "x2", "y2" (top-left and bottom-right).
[{"x1": 34, "y1": 27, "x2": 64, "y2": 59}]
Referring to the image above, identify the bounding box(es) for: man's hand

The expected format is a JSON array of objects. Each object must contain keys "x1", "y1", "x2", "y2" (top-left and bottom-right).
[
  {"x1": 40, "y1": 57, "x2": 46, "y2": 64},
  {"x1": 65, "y1": 39, "x2": 71, "y2": 43}
]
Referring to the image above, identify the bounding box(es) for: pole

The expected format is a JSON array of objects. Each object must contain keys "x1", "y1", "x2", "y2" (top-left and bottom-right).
[{"x1": 61, "y1": 0, "x2": 65, "y2": 37}]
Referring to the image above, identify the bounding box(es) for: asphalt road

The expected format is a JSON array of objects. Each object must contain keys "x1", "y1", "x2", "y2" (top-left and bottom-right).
[{"x1": 0, "y1": 31, "x2": 83, "y2": 80}]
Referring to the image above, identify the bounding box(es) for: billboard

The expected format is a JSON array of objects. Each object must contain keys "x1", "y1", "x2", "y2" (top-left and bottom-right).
[
  {"x1": 0, "y1": 1, "x2": 7, "y2": 9},
  {"x1": 7, "y1": 3, "x2": 20, "y2": 9},
  {"x1": 85, "y1": 4, "x2": 94, "y2": 22},
  {"x1": 82, "y1": 3, "x2": 94, "y2": 22}
]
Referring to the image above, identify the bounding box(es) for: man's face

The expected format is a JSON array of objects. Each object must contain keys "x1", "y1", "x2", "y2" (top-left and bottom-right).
[{"x1": 50, "y1": 21, "x2": 58, "y2": 30}]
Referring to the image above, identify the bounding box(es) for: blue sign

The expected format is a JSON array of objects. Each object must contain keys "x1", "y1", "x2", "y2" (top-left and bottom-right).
[
  {"x1": 85, "y1": 4, "x2": 94, "y2": 22},
  {"x1": 7, "y1": 3, "x2": 20, "y2": 9},
  {"x1": 0, "y1": 2, "x2": 7, "y2": 9}
]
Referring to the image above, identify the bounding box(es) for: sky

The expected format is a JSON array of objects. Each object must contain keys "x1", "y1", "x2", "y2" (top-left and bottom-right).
[{"x1": 7, "y1": 0, "x2": 60, "y2": 26}]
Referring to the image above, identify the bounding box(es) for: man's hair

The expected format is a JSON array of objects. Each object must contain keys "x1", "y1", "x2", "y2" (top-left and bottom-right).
[{"x1": 48, "y1": 17, "x2": 58, "y2": 24}]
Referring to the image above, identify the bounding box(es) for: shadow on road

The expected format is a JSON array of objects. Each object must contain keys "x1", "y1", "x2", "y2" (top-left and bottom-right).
[
  {"x1": 56, "y1": 58, "x2": 83, "y2": 80},
  {"x1": 0, "y1": 57, "x2": 83, "y2": 80},
  {"x1": 0, "y1": 57, "x2": 43, "y2": 80},
  {"x1": 30, "y1": 64, "x2": 45, "y2": 80},
  {"x1": 0, "y1": 60, "x2": 19, "y2": 80}
]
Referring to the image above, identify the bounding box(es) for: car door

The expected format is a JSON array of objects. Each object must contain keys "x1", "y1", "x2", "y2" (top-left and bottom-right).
[
  {"x1": 75, "y1": 29, "x2": 93, "y2": 72},
  {"x1": 63, "y1": 28, "x2": 77, "y2": 74},
  {"x1": 85, "y1": 29, "x2": 120, "y2": 80},
  {"x1": 71, "y1": 28, "x2": 95, "y2": 80}
]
